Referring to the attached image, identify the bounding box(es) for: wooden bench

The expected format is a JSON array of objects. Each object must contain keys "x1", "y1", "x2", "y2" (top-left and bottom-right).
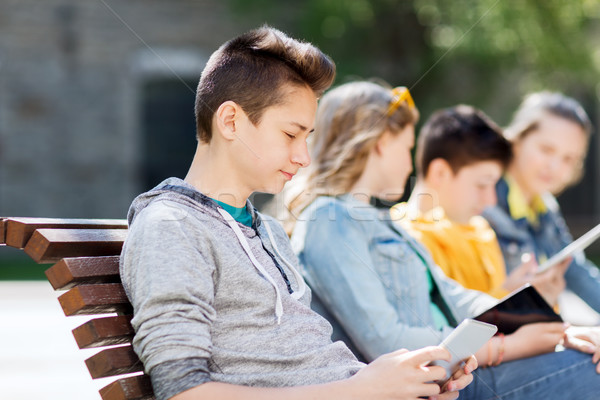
[{"x1": 0, "y1": 217, "x2": 155, "y2": 400}]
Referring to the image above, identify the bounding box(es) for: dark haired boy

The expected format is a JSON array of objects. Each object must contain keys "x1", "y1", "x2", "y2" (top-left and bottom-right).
[
  {"x1": 121, "y1": 26, "x2": 469, "y2": 400},
  {"x1": 392, "y1": 105, "x2": 566, "y2": 304}
]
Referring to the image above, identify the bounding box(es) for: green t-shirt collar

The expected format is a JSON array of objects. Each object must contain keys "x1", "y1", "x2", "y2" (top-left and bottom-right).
[{"x1": 211, "y1": 198, "x2": 253, "y2": 227}]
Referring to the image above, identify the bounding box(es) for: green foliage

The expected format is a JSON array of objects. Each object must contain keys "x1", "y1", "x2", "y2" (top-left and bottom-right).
[
  {"x1": 417, "y1": 0, "x2": 599, "y2": 84},
  {"x1": 227, "y1": 0, "x2": 428, "y2": 80},
  {"x1": 225, "y1": 0, "x2": 600, "y2": 123}
]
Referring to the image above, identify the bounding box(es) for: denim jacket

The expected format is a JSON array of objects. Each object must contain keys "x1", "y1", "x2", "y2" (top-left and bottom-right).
[
  {"x1": 291, "y1": 195, "x2": 495, "y2": 362},
  {"x1": 483, "y1": 178, "x2": 600, "y2": 313}
]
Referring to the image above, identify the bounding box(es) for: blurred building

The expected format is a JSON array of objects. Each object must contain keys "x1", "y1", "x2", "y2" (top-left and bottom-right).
[
  {"x1": 0, "y1": 0, "x2": 598, "y2": 244},
  {"x1": 0, "y1": 0, "x2": 250, "y2": 219}
]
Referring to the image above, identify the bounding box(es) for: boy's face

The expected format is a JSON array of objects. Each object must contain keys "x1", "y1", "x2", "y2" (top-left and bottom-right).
[
  {"x1": 438, "y1": 160, "x2": 503, "y2": 224},
  {"x1": 233, "y1": 84, "x2": 317, "y2": 195}
]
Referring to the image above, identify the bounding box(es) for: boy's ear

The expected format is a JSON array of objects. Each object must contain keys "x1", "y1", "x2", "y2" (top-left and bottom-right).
[
  {"x1": 427, "y1": 158, "x2": 454, "y2": 186},
  {"x1": 215, "y1": 101, "x2": 240, "y2": 141}
]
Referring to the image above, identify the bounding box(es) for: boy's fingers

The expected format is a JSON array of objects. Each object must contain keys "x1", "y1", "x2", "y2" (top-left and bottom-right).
[
  {"x1": 380, "y1": 348, "x2": 409, "y2": 361},
  {"x1": 409, "y1": 346, "x2": 451, "y2": 365},
  {"x1": 464, "y1": 355, "x2": 477, "y2": 373},
  {"x1": 418, "y1": 382, "x2": 443, "y2": 398},
  {"x1": 447, "y1": 371, "x2": 473, "y2": 391},
  {"x1": 422, "y1": 364, "x2": 448, "y2": 382},
  {"x1": 434, "y1": 392, "x2": 460, "y2": 400},
  {"x1": 387, "y1": 348, "x2": 410, "y2": 356}
]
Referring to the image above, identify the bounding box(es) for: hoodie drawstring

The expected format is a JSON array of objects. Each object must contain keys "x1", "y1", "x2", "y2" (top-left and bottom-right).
[
  {"x1": 218, "y1": 208, "x2": 304, "y2": 324},
  {"x1": 262, "y1": 220, "x2": 306, "y2": 301}
]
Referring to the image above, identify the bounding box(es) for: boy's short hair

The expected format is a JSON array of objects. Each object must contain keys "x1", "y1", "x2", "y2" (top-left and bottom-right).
[
  {"x1": 195, "y1": 25, "x2": 336, "y2": 143},
  {"x1": 416, "y1": 105, "x2": 512, "y2": 177}
]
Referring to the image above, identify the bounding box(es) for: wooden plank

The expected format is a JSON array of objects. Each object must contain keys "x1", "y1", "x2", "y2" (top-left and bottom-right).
[
  {"x1": 85, "y1": 345, "x2": 143, "y2": 379},
  {"x1": 99, "y1": 375, "x2": 154, "y2": 400},
  {"x1": 4, "y1": 217, "x2": 127, "y2": 249},
  {"x1": 58, "y1": 283, "x2": 132, "y2": 316},
  {"x1": 72, "y1": 315, "x2": 134, "y2": 349},
  {"x1": 0, "y1": 218, "x2": 6, "y2": 245},
  {"x1": 45, "y1": 256, "x2": 120, "y2": 290},
  {"x1": 24, "y1": 228, "x2": 127, "y2": 264}
]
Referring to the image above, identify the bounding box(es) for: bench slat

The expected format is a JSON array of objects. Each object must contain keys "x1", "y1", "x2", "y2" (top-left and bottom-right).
[
  {"x1": 4, "y1": 217, "x2": 127, "y2": 249},
  {"x1": 85, "y1": 345, "x2": 143, "y2": 379},
  {"x1": 45, "y1": 256, "x2": 120, "y2": 290},
  {"x1": 99, "y1": 375, "x2": 154, "y2": 400},
  {"x1": 24, "y1": 228, "x2": 127, "y2": 263},
  {"x1": 0, "y1": 218, "x2": 6, "y2": 245},
  {"x1": 2, "y1": 216, "x2": 155, "y2": 398},
  {"x1": 73, "y1": 315, "x2": 134, "y2": 349},
  {"x1": 58, "y1": 283, "x2": 132, "y2": 316}
]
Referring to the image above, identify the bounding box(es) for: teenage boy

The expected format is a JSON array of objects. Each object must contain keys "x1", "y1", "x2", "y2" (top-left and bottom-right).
[
  {"x1": 392, "y1": 105, "x2": 567, "y2": 304},
  {"x1": 120, "y1": 26, "x2": 473, "y2": 400}
]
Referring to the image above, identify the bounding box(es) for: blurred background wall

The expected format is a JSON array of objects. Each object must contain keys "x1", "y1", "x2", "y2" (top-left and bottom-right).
[
  {"x1": 0, "y1": 0, "x2": 244, "y2": 219},
  {"x1": 1, "y1": 0, "x2": 600, "y2": 269}
]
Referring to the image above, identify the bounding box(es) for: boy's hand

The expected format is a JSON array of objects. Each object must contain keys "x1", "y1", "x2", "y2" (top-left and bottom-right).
[
  {"x1": 531, "y1": 258, "x2": 569, "y2": 306},
  {"x1": 503, "y1": 254, "x2": 537, "y2": 292},
  {"x1": 349, "y1": 346, "x2": 476, "y2": 399},
  {"x1": 503, "y1": 254, "x2": 569, "y2": 307},
  {"x1": 437, "y1": 355, "x2": 477, "y2": 397}
]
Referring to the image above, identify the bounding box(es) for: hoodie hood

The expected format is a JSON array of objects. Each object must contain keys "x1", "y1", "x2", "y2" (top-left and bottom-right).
[
  {"x1": 127, "y1": 177, "x2": 256, "y2": 227},
  {"x1": 127, "y1": 177, "x2": 305, "y2": 324}
]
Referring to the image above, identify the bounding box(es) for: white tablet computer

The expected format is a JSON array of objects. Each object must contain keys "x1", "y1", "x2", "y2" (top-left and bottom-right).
[{"x1": 536, "y1": 222, "x2": 600, "y2": 274}]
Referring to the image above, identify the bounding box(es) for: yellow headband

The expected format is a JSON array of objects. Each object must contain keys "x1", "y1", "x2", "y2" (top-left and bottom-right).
[{"x1": 387, "y1": 86, "x2": 415, "y2": 116}]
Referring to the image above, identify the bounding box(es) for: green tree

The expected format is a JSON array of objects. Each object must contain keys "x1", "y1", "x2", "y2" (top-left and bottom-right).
[{"x1": 226, "y1": 0, "x2": 600, "y2": 123}]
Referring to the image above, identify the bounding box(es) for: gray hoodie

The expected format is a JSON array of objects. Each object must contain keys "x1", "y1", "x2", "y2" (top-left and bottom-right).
[{"x1": 120, "y1": 178, "x2": 363, "y2": 400}]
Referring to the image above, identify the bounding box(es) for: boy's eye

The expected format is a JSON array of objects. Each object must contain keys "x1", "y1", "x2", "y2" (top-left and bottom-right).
[
  {"x1": 284, "y1": 132, "x2": 296, "y2": 139},
  {"x1": 539, "y1": 144, "x2": 554, "y2": 155}
]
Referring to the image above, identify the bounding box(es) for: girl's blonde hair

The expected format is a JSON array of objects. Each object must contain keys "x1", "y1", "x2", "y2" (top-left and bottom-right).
[
  {"x1": 283, "y1": 80, "x2": 419, "y2": 233},
  {"x1": 505, "y1": 91, "x2": 593, "y2": 189}
]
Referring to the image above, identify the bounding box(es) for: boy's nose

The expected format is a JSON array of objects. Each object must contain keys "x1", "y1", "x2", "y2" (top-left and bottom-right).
[
  {"x1": 481, "y1": 186, "x2": 498, "y2": 208},
  {"x1": 292, "y1": 141, "x2": 311, "y2": 168},
  {"x1": 483, "y1": 188, "x2": 497, "y2": 207}
]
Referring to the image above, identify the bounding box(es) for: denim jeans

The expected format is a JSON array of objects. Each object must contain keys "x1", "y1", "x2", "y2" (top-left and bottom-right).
[{"x1": 463, "y1": 349, "x2": 598, "y2": 400}]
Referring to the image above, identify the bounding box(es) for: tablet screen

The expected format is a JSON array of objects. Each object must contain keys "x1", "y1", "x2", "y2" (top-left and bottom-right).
[{"x1": 474, "y1": 284, "x2": 562, "y2": 334}]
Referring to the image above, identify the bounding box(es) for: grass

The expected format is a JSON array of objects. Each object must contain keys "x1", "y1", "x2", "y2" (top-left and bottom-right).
[{"x1": 0, "y1": 247, "x2": 49, "y2": 280}]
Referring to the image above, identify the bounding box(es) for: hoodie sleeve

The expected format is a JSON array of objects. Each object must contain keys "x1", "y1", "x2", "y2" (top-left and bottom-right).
[{"x1": 120, "y1": 200, "x2": 217, "y2": 400}]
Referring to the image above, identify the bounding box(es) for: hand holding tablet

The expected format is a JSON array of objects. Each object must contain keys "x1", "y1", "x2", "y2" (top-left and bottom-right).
[
  {"x1": 430, "y1": 319, "x2": 497, "y2": 384},
  {"x1": 536, "y1": 222, "x2": 600, "y2": 275}
]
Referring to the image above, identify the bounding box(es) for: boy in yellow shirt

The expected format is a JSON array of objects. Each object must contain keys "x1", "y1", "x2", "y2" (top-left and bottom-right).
[{"x1": 392, "y1": 105, "x2": 567, "y2": 305}]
